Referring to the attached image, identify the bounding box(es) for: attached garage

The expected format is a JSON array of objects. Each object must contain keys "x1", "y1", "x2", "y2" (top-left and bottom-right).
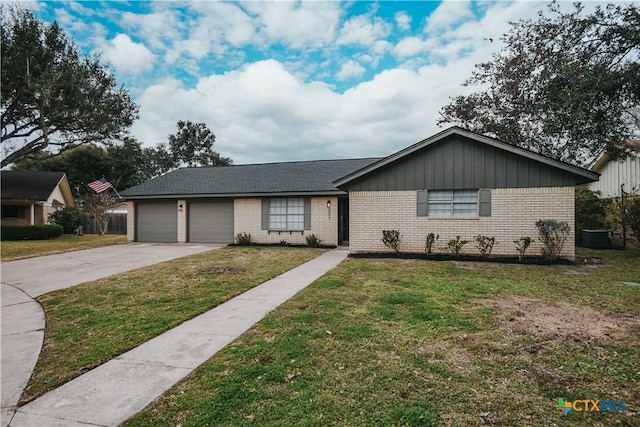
[
  {"x1": 135, "y1": 201, "x2": 177, "y2": 242},
  {"x1": 188, "y1": 200, "x2": 234, "y2": 243}
]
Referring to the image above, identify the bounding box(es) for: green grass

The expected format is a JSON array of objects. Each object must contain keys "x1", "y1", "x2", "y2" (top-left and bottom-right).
[
  {"x1": 22, "y1": 246, "x2": 325, "y2": 403},
  {"x1": 1, "y1": 234, "x2": 126, "y2": 260},
  {"x1": 124, "y1": 248, "x2": 640, "y2": 427}
]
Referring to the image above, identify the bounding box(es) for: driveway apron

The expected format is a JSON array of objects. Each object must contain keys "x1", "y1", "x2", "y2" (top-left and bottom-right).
[
  {"x1": 9, "y1": 248, "x2": 348, "y2": 427},
  {"x1": 1, "y1": 243, "x2": 220, "y2": 427}
]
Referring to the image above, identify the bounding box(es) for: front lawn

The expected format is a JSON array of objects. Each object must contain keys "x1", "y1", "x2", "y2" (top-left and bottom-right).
[
  {"x1": 125, "y1": 248, "x2": 639, "y2": 426},
  {"x1": 22, "y1": 246, "x2": 325, "y2": 403},
  {"x1": 1, "y1": 234, "x2": 126, "y2": 260}
]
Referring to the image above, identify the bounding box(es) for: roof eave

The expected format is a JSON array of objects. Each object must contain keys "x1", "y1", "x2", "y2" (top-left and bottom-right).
[{"x1": 122, "y1": 190, "x2": 348, "y2": 200}]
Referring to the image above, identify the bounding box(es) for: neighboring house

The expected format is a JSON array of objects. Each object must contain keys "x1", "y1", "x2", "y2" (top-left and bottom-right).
[
  {"x1": 1, "y1": 171, "x2": 75, "y2": 226},
  {"x1": 122, "y1": 127, "x2": 599, "y2": 260},
  {"x1": 586, "y1": 140, "x2": 640, "y2": 198}
]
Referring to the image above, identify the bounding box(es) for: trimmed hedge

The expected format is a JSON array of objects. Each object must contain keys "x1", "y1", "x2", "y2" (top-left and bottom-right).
[{"x1": 1, "y1": 225, "x2": 64, "y2": 241}]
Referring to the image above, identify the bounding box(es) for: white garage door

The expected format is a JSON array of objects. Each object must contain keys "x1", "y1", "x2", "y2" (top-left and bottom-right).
[
  {"x1": 188, "y1": 200, "x2": 234, "y2": 243},
  {"x1": 136, "y1": 202, "x2": 177, "y2": 242}
]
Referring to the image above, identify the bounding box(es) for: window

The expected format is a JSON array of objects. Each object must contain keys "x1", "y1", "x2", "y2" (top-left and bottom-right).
[
  {"x1": 268, "y1": 198, "x2": 305, "y2": 230},
  {"x1": 427, "y1": 190, "x2": 478, "y2": 217},
  {"x1": 1, "y1": 205, "x2": 26, "y2": 219}
]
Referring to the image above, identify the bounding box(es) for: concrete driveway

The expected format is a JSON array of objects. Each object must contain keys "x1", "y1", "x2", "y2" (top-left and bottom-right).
[{"x1": 1, "y1": 243, "x2": 221, "y2": 427}]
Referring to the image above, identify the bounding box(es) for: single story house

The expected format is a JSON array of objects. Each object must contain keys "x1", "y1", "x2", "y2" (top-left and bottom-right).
[
  {"x1": 586, "y1": 140, "x2": 640, "y2": 198},
  {"x1": 121, "y1": 127, "x2": 599, "y2": 260},
  {"x1": 1, "y1": 171, "x2": 75, "y2": 225}
]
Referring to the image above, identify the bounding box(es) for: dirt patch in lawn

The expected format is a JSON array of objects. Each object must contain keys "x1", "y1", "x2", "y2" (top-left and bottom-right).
[{"x1": 477, "y1": 295, "x2": 639, "y2": 347}]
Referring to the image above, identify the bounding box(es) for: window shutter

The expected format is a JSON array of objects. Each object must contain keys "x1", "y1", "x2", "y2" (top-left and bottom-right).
[
  {"x1": 261, "y1": 198, "x2": 270, "y2": 230},
  {"x1": 478, "y1": 189, "x2": 491, "y2": 217},
  {"x1": 304, "y1": 198, "x2": 311, "y2": 230},
  {"x1": 417, "y1": 190, "x2": 428, "y2": 217}
]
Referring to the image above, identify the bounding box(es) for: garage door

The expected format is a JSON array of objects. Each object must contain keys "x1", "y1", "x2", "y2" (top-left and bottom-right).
[
  {"x1": 136, "y1": 202, "x2": 177, "y2": 242},
  {"x1": 188, "y1": 200, "x2": 234, "y2": 243}
]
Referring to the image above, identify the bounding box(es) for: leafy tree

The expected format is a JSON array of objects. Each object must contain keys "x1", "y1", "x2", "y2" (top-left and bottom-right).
[
  {"x1": 11, "y1": 144, "x2": 110, "y2": 193},
  {"x1": 140, "y1": 143, "x2": 177, "y2": 179},
  {"x1": 105, "y1": 138, "x2": 158, "y2": 190},
  {"x1": 1, "y1": 6, "x2": 138, "y2": 167},
  {"x1": 439, "y1": 2, "x2": 640, "y2": 166},
  {"x1": 83, "y1": 191, "x2": 118, "y2": 235},
  {"x1": 168, "y1": 121, "x2": 232, "y2": 167}
]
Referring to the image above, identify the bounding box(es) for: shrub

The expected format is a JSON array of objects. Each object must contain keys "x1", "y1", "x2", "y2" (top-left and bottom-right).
[
  {"x1": 446, "y1": 236, "x2": 468, "y2": 257},
  {"x1": 1, "y1": 225, "x2": 64, "y2": 241},
  {"x1": 382, "y1": 230, "x2": 402, "y2": 253},
  {"x1": 624, "y1": 195, "x2": 640, "y2": 244},
  {"x1": 514, "y1": 236, "x2": 532, "y2": 261},
  {"x1": 49, "y1": 207, "x2": 81, "y2": 234},
  {"x1": 235, "y1": 232, "x2": 251, "y2": 245},
  {"x1": 305, "y1": 233, "x2": 322, "y2": 247},
  {"x1": 535, "y1": 219, "x2": 570, "y2": 260},
  {"x1": 279, "y1": 240, "x2": 288, "y2": 246},
  {"x1": 425, "y1": 232, "x2": 439, "y2": 255},
  {"x1": 575, "y1": 188, "x2": 608, "y2": 244},
  {"x1": 474, "y1": 235, "x2": 496, "y2": 257}
]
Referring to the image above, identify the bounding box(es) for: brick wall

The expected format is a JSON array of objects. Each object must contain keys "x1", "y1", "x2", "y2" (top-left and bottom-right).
[
  {"x1": 349, "y1": 187, "x2": 575, "y2": 259},
  {"x1": 234, "y1": 197, "x2": 338, "y2": 246}
]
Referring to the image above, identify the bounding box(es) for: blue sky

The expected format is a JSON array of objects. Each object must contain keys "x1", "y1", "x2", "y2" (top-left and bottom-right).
[{"x1": 26, "y1": 1, "x2": 581, "y2": 164}]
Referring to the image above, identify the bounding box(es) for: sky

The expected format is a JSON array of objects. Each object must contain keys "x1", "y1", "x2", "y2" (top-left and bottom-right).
[{"x1": 25, "y1": 1, "x2": 602, "y2": 164}]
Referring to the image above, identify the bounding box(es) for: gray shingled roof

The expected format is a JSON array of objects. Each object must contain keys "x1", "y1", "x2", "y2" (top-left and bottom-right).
[
  {"x1": 121, "y1": 158, "x2": 381, "y2": 198},
  {"x1": 1, "y1": 171, "x2": 65, "y2": 201}
]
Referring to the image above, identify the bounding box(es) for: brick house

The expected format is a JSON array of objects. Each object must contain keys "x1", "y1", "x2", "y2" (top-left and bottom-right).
[
  {"x1": 121, "y1": 127, "x2": 598, "y2": 260},
  {"x1": 1, "y1": 171, "x2": 75, "y2": 226}
]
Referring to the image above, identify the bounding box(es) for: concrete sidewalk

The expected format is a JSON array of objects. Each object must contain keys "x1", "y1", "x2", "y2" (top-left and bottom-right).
[
  {"x1": 9, "y1": 248, "x2": 348, "y2": 427},
  {"x1": 1, "y1": 243, "x2": 220, "y2": 427},
  {"x1": 0, "y1": 286, "x2": 44, "y2": 426}
]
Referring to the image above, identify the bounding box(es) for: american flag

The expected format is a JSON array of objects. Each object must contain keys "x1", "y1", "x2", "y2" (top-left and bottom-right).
[{"x1": 87, "y1": 177, "x2": 113, "y2": 194}]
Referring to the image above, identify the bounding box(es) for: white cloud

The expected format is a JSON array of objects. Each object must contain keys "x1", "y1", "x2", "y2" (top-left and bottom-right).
[
  {"x1": 242, "y1": 1, "x2": 342, "y2": 49},
  {"x1": 395, "y1": 11, "x2": 411, "y2": 31},
  {"x1": 424, "y1": 0, "x2": 474, "y2": 34},
  {"x1": 185, "y1": 2, "x2": 256, "y2": 46},
  {"x1": 337, "y1": 14, "x2": 392, "y2": 47},
  {"x1": 336, "y1": 60, "x2": 366, "y2": 81},
  {"x1": 393, "y1": 36, "x2": 431, "y2": 58},
  {"x1": 99, "y1": 34, "x2": 156, "y2": 74},
  {"x1": 392, "y1": 1, "x2": 546, "y2": 63},
  {"x1": 131, "y1": 57, "x2": 479, "y2": 164},
  {"x1": 120, "y1": 9, "x2": 183, "y2": 51}
]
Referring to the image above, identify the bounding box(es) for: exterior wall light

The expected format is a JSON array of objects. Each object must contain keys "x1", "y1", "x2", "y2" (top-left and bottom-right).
[
  {"x1": 327, "y1": 200, "x2": 331, "y2": 210},
  {"x1": 179, "y1": 204, "x2": 183, "y2": 212}
]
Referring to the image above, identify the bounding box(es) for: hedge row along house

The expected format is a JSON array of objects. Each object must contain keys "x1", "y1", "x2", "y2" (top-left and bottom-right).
[{"x1": 121, "y1": 127, "x2": 599, "y2": 260}]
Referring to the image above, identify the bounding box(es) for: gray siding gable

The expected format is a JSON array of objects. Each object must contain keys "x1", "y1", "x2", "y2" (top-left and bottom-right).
[{"x1": 335, "y1": 128, "x2": 599, "y2": 191}]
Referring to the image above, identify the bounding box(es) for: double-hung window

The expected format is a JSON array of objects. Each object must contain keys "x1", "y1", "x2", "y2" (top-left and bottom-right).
[
  {"x1": 417, "y1": 189, "x2": 491, "y2": 217},
  {"x1": 427, "y1": 190, "x2": 478, "y2": 217},
  {"x1": 262, "y1": 198, "x2": 311, "y2": 231}
]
